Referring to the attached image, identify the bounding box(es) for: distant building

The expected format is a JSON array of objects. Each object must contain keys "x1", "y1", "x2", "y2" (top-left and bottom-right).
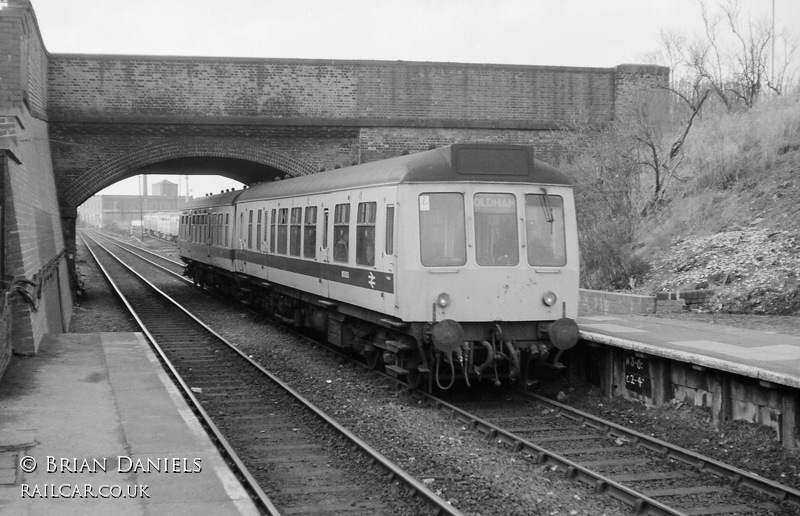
[
  {"x1": 152, "y1": 179, "x2": 179, "y2": 197},
  {"x1": 78, "y1": 194, "x2": 190, "y2": 229}
]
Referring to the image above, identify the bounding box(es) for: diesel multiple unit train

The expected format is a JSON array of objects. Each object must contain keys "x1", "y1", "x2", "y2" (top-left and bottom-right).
[{"x1": 178, "y1": 144, "x2": 580, "y2": 390}]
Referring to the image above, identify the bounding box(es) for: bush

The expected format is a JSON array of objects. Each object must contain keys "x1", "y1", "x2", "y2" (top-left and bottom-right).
[
  {"x1": 560, "y1": 127, "x2": 651, "y2": 291},
  {"x1": 578, "y1": 218, "x2": 651, "y2": 290}
]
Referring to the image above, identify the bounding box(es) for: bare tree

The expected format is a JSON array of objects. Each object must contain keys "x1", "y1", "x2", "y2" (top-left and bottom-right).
[
  {"x1": 766, "y1": 28, "x2": 800, "y2": 95},
  {"x1": 616, "y1": 86, "x2": 711, "y2": 211},
  {"x1": 647, "y1": 0, "x2": 799, "y2": 111}
]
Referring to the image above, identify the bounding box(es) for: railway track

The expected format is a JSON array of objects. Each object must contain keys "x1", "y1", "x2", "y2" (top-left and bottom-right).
[
  {"x1": 80, "y1": 230, "x2": 463, "y2": 516},
  {"x1": 90, "y1": 232, "x2": 186, "y2": 275},
  {"x1": 415, "y1": 385, "x2": 800, "y2": 515},
  {"x1": 85, "y1": 231, "x2": 800, "y2": 515}
]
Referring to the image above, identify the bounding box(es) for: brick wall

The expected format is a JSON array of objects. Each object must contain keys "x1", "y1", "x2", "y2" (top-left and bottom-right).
[
  {"x1": 0, "y1": 1, "x2": 48, "y2": 117},
  {"x1": 3, "y1": 113, "x2": 73, "y2": 355},
  {"x1": 1, "y1": 3, "x2": 71, "y2": 365},
  {"x1": 613, "y1": 64, "x2": 671, "y2": 121},
  {"x1": 579, "y1": 288, "x2": 690, "y2": 315},
  {"x1": 47, "y1": 57, "x2": 358, "y2": 119},
  {"x1": 46, "y1": 56, "x2": 624, "y2": 126},
  {"x1": 579, "y1": 289, "x2": 657, "y2": 315},
  {"x1": 0, "y1": 6, "x2": 24, "y2": 108}
]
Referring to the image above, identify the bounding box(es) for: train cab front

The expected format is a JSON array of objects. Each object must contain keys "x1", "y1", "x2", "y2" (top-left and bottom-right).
[{"x1": 424, "y1": 282, "x2": 579, "y2": 389}]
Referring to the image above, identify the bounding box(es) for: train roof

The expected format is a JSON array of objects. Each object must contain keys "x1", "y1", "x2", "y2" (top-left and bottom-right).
[
  {"x1": 184, "y1": 144, "x2": 571, "y2": 210},
  {"x1": 182, "y1": 188, "x2": 244, "y2": 210}
]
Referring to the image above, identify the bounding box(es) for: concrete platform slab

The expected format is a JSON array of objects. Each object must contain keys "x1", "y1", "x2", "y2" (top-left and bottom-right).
[
  {"x1": 0, "y1": 332, "x2": 260, "y2": 515},
  {"x1": 577, "y1": 313, "x2": 800, "y2": 388}
]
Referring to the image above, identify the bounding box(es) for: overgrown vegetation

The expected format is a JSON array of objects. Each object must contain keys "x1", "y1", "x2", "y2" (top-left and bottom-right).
[{"x1": 561, "y1": 1, "x2": 800, "y2": 312}]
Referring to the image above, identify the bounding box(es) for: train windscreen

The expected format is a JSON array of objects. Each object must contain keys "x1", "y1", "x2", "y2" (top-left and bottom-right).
[
  {"x1": 525, "y1": 194, "x2": 566, "y2": 266},
  {"x1": 473, "y1": 193, "x2": 519, "y2": 266}
]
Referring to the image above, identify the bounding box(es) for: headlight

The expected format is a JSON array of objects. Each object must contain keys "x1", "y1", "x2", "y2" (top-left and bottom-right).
[
  {"x1": 542, "y1": 291, "x2": 557, "y2": 306},
  {"x1": 436, "y1": 292, "x2": 451, "y2": 308}
]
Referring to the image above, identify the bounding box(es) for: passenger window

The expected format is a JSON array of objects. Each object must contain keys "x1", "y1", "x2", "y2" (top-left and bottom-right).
[
  {"x1": 525, "y1": 194, "x2": 566, "y2": 266},
  {"x1": 356, "y1": 202, "x2": 376, "y2": 266},
  {"x1": 474, "y1": 193, "x2": 519, "y2": 266},
  {"x1": 419, "y1": 193, "x2": 466, "y2": 266},
  {"x1": 303, "y1": 207, "x2": 317, "y2": 259},
  {"x1": 269, "y1": 209, "x2": 276, "y2": 253},
  {"x1": 290, "y1": 208, "x2": 302, "y2": 256},
  {"x1": 333, "y1": 203, "x2": 350, "y2": 263},
  {"x1": 277, "y1": 208, "x2": 288, "y2": 254},
  {"x1": 224, "y1": 213, "x2": 229, "y2": 247}
]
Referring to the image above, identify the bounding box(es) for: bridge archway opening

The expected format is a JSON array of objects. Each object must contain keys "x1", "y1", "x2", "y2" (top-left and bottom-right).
[
  {"x1": 132, "y1": 156, "x2": 288, "y2": 195},
  {"x1": 77, "y1": 155, "x2": 291, "y2": 234}
]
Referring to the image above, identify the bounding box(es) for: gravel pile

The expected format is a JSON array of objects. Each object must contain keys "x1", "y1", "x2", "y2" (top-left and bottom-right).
[{"x1": 641, "y1": 229, "x2": 800, "y2": 315}]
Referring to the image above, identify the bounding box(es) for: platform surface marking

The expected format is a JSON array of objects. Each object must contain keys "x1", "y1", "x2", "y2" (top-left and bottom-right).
[
  {"x1": 579, "y1": 323, "x2": 649, "y2": 333},
  {"x1": 669, "y1": 340, "x2": 800, "y2": 362}
]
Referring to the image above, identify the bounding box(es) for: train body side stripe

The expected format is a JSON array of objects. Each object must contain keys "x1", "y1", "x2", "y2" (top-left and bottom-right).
[
  {"x1": 239, "y1": 249, "x2": 395, "y2": 294},
  {"x1": 186, "y1": 243, "x2": 394, "y2": 294}
]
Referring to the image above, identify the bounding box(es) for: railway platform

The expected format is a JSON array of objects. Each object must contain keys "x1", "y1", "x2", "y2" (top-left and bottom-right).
[
  {"x1": 576, "y1": 313, "x2": 800, "y2": 389},
  {"x1": 575, "y1": 312, "x2": 800, "y2": 447},
  {"x1": 0, "y1": 332, "x2": 260, "y2": 515}
]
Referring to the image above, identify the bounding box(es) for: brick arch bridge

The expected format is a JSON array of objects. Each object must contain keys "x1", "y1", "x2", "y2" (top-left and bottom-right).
[
  {"x1": 0, "y1": 0, "x2": 668, "y2": 359},
  {"x1": 62, "y1": 140, "x2": 321, "y2": 209}
]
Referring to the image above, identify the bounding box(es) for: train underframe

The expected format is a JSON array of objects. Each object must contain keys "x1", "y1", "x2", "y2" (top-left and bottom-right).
[
  {"x1": 144, "y1": 228, "x2": 178, "y2": 243},
  {"x1": 185, "y1": 260, "x2": 578, "y2": 391}
]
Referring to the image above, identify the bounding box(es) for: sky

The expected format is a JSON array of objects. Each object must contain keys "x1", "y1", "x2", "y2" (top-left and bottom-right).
[{"x1": 20, "y1": 0, "x2": 798, "y2": 198}]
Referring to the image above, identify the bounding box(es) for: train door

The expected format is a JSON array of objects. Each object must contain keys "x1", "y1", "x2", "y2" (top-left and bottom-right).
[
  {"x1": 235, "y1": 209, "x2": 246, "y2": 274},
  {"x1": 382, "y1": 204, "x2": 396, "y2": 314},
  {"x1": 203, "y1": 210, "x2": 212, "y2": 261},
  {"x1": 384, "y1": 204, "x2": 395, "y2": 275},
  {"x1": 321, "y1": 207, "x2": 330, "y2": 264},
  {"x1": 320, "y1": 206, "x2": 331, "y2": 298}
]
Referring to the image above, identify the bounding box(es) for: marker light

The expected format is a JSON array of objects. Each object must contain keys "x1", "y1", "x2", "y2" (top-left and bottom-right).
[
  {"x1": 542, "y1": 291, "x2": 557, "y2": 306},
  {"x1": 436, "y1": 292, "x2": 451, "y2": 308}
]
